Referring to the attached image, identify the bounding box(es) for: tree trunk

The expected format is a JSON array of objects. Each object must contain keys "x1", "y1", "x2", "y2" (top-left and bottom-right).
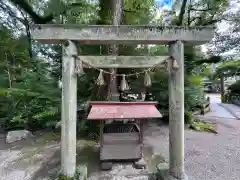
[
  {"x1": 5, "y1": 53, "x2": 12, "y2": 88},
  {"x1": 107, "y1": 0, "x2": 123, "y2": 101}
]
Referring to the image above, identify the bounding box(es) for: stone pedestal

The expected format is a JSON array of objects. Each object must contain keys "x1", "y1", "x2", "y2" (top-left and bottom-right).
[
  {"x1": 134, "y1": 158, "x2": 147, "y2": 169},
  {"x1": 157, "y1": 163, "x2": 189, "y2": 180}
]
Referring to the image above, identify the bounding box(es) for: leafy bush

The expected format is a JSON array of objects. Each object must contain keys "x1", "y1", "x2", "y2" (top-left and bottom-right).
[
  {"x1": 0, "y1": 60, "x2": 61, "y2": 131},
  {"x1": 151, "y1": 70, "x2": 169, "y2": 110},
  {"x1": 228, "y1": 80, "x2": 240, "y2": 94},
  {"x1": 185, "y1": 85, "x2": 205, "y2": 111},
  {"x1": 150, "y1": 71, "x2": 205, "y2": 123},
  {"x1": 214, "y1": 60, "x2": 240, "y2": 78}
]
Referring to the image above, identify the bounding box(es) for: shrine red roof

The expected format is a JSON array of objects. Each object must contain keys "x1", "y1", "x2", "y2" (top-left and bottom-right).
[{"x1": 87, "y1": 101, "x2": 162, "y2": 120}]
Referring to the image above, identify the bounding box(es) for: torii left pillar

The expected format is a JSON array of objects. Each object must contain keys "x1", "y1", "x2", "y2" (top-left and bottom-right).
[{"x1": 61, "y1": 40, "x2": 77, "y2": 177}]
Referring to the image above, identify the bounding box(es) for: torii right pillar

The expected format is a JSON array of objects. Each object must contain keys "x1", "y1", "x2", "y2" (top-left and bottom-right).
[
  {"x1": 169, "y1": 41, "x2": 185, "y2": 179},
  {"x1": 158, "y1": 40, "x2": 187, "y2": 180}
]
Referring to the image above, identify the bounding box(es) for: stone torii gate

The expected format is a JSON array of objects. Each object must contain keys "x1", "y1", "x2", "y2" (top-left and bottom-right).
[{"x1": 31, "y1": 24, "x2": 214, "y2": 179}]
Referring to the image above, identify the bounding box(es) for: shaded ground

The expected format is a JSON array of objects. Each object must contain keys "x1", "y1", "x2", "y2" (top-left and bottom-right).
[
  {"x1": 1, "y1": 93, "x2": 240, "y2": 180},
  {"x1": 0, "y1": 132, "x2": 161, "y2": 180}
]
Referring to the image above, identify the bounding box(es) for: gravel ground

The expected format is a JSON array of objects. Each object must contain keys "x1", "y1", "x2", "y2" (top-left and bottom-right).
[
  {"x1": 184, "y1": 124, "x2": 240, "y2": 180},
  {"x1": 144, "y1": 119, "x2": 240, "y2": 180},
  {"x1": 143, "y1": 94, "x2": 240, "y2": 180},
  {"x1": 1, "y1": 117, "x2": 240, "y2": 180}
]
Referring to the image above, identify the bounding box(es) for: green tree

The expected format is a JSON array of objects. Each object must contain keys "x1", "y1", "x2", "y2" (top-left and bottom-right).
[
  {"x1": 0, "y1": 24, "x2": 61, "y2": 130},
  {"x1": 0, "y1": 0, "x2": 236, "y2": 130}
]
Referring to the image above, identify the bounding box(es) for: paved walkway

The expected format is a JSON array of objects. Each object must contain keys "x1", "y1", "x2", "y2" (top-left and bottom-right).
[
  {"x1": 219, "y1": 103, "x2": 240, "y2": 120},
  {"x1": 205, "y1": 93, "x2": 240, "y2": 119}
]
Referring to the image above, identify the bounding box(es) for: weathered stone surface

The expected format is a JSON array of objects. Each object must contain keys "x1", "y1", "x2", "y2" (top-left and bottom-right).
[
  {"x1": 157, "y1": 163, "x2": 189, "y2": 180},
  {"x1": 168, "y1": 41, "x2": 185, "y2": 179},
  {"x1": 157, "y1": 170, "x2": 189, "y2": 180},
  {"x1": 6, "y1": 130, "x2": 33, "y2": 143},
  {"x1": 76, "y1": 165, "x2": 88, "y2": 180},
  {"x1": 55, "y1": 121, "x2": 61, "y2": 129},
  {"x1": 31, "y1": 24, "x2": 214, "y2": 45},
  {"x1": 101, "y1": 162, "x2": 113, "y2": 171},
  {"x1": 79, "y1": 56, "x2": 168, "y2": 68},
  {"x1": 157, "y1": 163, "x2": 169, "y2": 171},
  {"x1": 61, "y1": 40, "x2": 77, "y2": 177},
  {"x1": 134, "y1": 158, "x2": 147, "y2": 169}
]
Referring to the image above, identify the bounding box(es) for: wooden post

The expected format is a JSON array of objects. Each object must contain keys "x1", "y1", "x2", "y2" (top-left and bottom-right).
[
  {"x1": 168, "y1": 41, "x2": 185, "y2": 179},
  {"x1": 61, "y1": 40, "x2": 77, "y2": 177}
]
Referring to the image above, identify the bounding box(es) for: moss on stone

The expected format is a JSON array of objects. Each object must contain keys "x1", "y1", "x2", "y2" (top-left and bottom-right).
[
  {"x1": 58, "y1": 171, "x2": 81, "y2": 180},
  {"x1": 36, "y1": 132, "x2": 59, "y2": 143},
  {"x1": 189, "y1": 119, "x2": 217, "y2": 134},
  {"x1": 58, "y1": 174, "x2": 74, "y2": 180}
]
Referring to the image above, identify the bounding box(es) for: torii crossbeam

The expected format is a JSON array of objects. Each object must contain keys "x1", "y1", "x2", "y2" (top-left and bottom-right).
[
  {"x1": 78, "y1": 56, "x2": 168, "y2": 68},
  {"x1": 31, "y1": 24, "x2": 213, "y2": 45}
]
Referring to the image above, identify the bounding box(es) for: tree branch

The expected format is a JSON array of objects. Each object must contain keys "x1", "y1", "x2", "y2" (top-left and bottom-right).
[
  {"x1": 9, "y1": 0, "x2": 84, "y2": 24},
  {"x1": 177, "y1": 0, "x2": 188, "y2": 26},
  {"x1": 0, "y1": 2, "x2": 33, "y2": 57},
  {"x1": 0, "y1": 3, "x2": 26, "y2": 25},
  {"x1": 17, "y1": 8, "x2": 33, "y2": 58},
  {"x1": 190, "y1": 8, "x2": 213, "y2": 11},
  {"x1": 123, "y1": 9, "x2": 138, "y2": 13},
  {"x1": 9, "y1": 0, "x2": 54, "y2": 24},
  {"x1": 187, "y1": 0, "x2": 192, "y2": 26},
  {"x1": 202, "y1": 19, "x2": 218, "y2": 26}
]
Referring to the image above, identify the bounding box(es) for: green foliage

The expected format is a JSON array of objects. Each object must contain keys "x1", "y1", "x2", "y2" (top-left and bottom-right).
[
  {"x1": 189, "y1": 119, "x2": 217, "y2": 134},
  {"x1": 151, "y1": 70, "x2": 169, "y2": 110},
  {"x1": 1, "y1": 0, "x2": 233, "y2": 133},
  {"x1": 185, "y1": 76, "x2": 205, "y2": 110},
  {"x1": 228, "y1": 80, "x2": 240, "y2": 94},
  {"x1": 197, "y1": 56, "x2": 222, "y2": 64},
  {"x1": 123, "y1": 0, "x2": 155, "y2": 24},
  {"x1": 187, "y1": 75, "x2": 203, "y2": 85},
  {"x1": 150, "y1": 71, "x2": 205, "y2": 123},
  {"x1": 214, "y1": 60, "x2": 240, "y2": 78},
  {"x1": 185, "y1": 85, "x2": 205, "y2": 111},
  {"x1": 58, "y1": 174, "x2": 74, "y2": 180},
  {"x1": 185, "y1": 111, "x2": 194, "y2": 124},
  {"x1": 0, "y1": 25, "x2": 61, "y2": 131}
]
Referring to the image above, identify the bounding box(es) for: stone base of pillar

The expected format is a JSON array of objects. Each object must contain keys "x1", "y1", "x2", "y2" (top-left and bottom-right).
[
  {"x1": 76, "y1": 165, "x2": 88, "y2": 180},
  {"x1": 157, "y1": 163, "x2": 189, "y2": 180}
]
